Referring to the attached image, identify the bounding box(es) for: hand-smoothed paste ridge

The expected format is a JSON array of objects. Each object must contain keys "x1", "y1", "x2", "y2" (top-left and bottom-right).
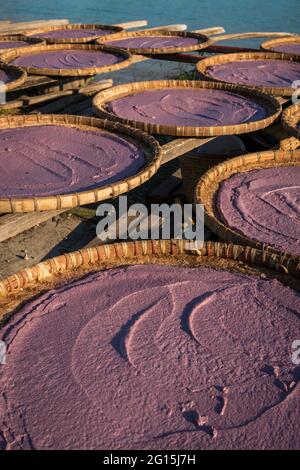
[
  {"x1": 205, "y1": 59, "x2": 300, "y2": 88},
  {"x1": 106, "y1": 88, "x2": 269, "y2": 127},
  {"x1": 106, "y1": 35, "x2": 199, "y2": 49},
  {"x1": 0, "y1": 264, "x2": 299, "y2": 450},
  {"x1": 217, "y1": 166, "x2": 300, "y2": 255},
  {"x1": 0, "y1": 125, "x2": 145, "y2": 197},
  {"x1": 12, "y1": 49, "x2": 123, "y2": 70}
]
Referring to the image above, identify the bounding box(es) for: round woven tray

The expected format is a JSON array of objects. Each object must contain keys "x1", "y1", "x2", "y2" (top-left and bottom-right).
[
  {"x1": 0, "y1": 114, "x2": 161, "y2": 213},
  {"x1": 93, "y1": 79, "x2": 281, "y2": 137},
  {"x1": 0, "y1": 62, "x2": 27, "y2": 92},
  {"x1": 0, "y1": 43, "x2": 134, "y2": 77},
  {"x1": 211, "y1": 32, "x2": 298, "y2": 44},
  {"x1": 25, "y1": 23, "x2": 124, "y2": 44},
  {"x1": 0, "y1": 239, "x2": 299, "y2": 323},
  {"x1": 195, "y1": 149, "x2": 300, "y2": 256},
  {"x1": 196, "y1": 51, "x2": 300, "y2": 96},
  {"x1": 96, "y1": 29, "x2": 212, "y2": 55},
  {"x1": 282, "y1": 103, "x2": 300, "y2": 139},
  {"x1": 0, "y1": 35, "x2": 45, "y2": 50},
  {"x1": 261, "y1": 36, "x2": 300, "y2": 57}
]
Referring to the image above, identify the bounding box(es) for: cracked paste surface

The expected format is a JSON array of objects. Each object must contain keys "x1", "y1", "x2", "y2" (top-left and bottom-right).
[
  {"x1": 106, "y1": 88, "x2": 268, "y2": 127},
  {"x1": 0, "y1": 41, "x2": 29, "y2": 50},
  {"x1": 205, "y1": 59, "x2": 300, "y2": 88},
  {"x1": 269, "y1": 42, "x2": 300, "y2": 55},
  {"x1": 0, "y1": 264, "x2": 299, "y2": 450},
  {"x1": 12, "y1": 49, "x2": 123, "y2": 70},
  {"x1": 0, "y1": 125, "x2": 145, "y2": 197},
  {"x1": 31, "y1": 28, "x2": 118, "y2": 39},
  {"x1": 106, "y1": 35, "x2": 199, "y2": 49},
  {"x1": 217, "y1": 166, "x2": 300, "y2": 255}
]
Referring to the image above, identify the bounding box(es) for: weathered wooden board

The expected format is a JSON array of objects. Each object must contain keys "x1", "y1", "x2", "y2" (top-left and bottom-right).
[
  {"x1": 0, "y1": 210, "x2": 66, "y2": 243},
  {"x1": 0, "y1": 19, "x2": 69, "y2": 34}
]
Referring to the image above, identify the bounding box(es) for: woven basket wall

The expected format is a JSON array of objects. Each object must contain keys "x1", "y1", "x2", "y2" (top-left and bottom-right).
[
  {"x1": 195, "y1": 149, "x2": 300, "y2": 257},
  {"x1": 282, "y1": 103, "x2": 300, "y2": 140},
  {"x1": 196, "y1": 51, "x2": 300, "y2": 96},
  {"x1": 96, "y1": 29, "x2": 212, "y2": 55},
  {"x1": 0, "y1": 43, "x2": 134, "y2": 77},
  {"x1": 180, "y1": 136, "x2": 246, "y2": 203},
  {"x1": 93, "y1": 80, "x2": 281, "y2": 137},
  {"x1": 25, "y1": 24, "x2": 124, "y2": 44},
  {"x1": 261, "y1": 36, "x2": 300, "y2": 57},
  {"x1": 0, "y1": 240, "x2": 299, "y2": 323},
  {"x1": 0, "y1": 114, "x2": 161, "y2": 213}
]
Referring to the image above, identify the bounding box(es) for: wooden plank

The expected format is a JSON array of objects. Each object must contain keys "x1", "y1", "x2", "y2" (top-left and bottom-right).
[
  {"x1": 113, "y1": 20, "x2": 148, "y2": 29},
  {"x1": 0, "y1": 19, "x2": 69, "y2": 34},
  {"x1": 3, "y1": 78, "x2": 112, "y2": 112},
  {"x1": 7, "y1": 76, "x2": 88, "y2": 102},
  {"x1": 0, "y1": 210, "x2": 66, "y2": 242},
  {"x1": 145, "y1": 24, "x2": 187, "y2": 32},
  {"x1": 192, "y1": 27, "x2": 225, "y2": 35},
  {"x1": 31, "y1": 94, "x2": 86, "y2": 114},
  {"x1": 161, "y1": 137, "x2": 216, "y2": 164},
  {"x1": 78, "y1": 79, "x2": 113, "y2": 95}
]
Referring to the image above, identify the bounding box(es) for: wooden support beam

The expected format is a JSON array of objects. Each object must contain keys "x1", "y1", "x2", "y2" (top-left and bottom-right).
[
  {"x1": 113, "y1": 20, "x2": 148, "y2": 29},
  {"x1": 0, "y1": 210, "x2": 66, "y2": 243},
  {"x1": 144, "y1": 24, "x2": 187, "y2": 32},
  {"x1": 161, "y1": 137, "x2": 217, "y2": 164},
  {"x1": 0, "y1": 19, "x2": 69, "y2": 34},
  {"x1": 192, "y1": 26, "x2": 225, "y2": 35},
  {"x1": 2, "y1": 78, "x2": 112, "y2": 112}
]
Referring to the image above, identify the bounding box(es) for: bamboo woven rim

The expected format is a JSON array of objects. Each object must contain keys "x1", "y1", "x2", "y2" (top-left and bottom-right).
[
  {"x1": 0, "y1": 43, "x2": 134, "y2": 77},
  {"x1": 281, "y1": 103, "x2": 300, "y2": 140},
  {"x1": 92, "y1": 79, "x2": 281, "y2": 137},
  {"x1": 96, "y1": 29, "x2": 212, "y2": 55},
  {"x1": 195, "y1": 149, "x2": 300, "y2": 256},
  {"x1": 0, "y1": 61, "x2": 27, "y2": 91},
  {"x1": 0, "y1": 240, "x2": 299, "y2": 323},
  {"x1": 196, "y1": 51, "x2": 300, "y2": 97},
  {"x1": 211, "y1": 32, "x2": 298, "y2": 43},
  {"x1": 25, "y1": 23, "x2": 124, "y2": 44},
  {"x1": 0, "y1": 114, "x2": 161, "y2": 213},
  {"x1": 0, "y1": 35, "x2": 45, "y2": 50},
  {"x1": 261, "y1": 36, "x2": 300, "y2": 57}
]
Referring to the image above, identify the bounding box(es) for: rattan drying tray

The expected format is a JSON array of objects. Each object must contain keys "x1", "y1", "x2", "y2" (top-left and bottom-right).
[
  {"x1": 96, "y1": 29, "x2": 212, "y2": 55},
  {"x1": 196, "y1": 51, "x2": 300, "y2": 97},
  {"x1": 211, "y1": 32, "x2": 298, "y2": 43},
  {"x1": 0, "y1": 239, "x2": 299, "y2": 325},
  {"x1": 195, "y1": 149, "x2": 300, "y2": 256},
  {"x1": 0, "y1": 114, "x2": 161, "y2": 213},
  {"x1": 93, "y1": 79, "x2": 281, "y2": 137},
  {"x1": 25, "y1": 23, "x2": 124, "y2": 44},
  {"x1": 0, "y1": 35, "x2": 45, "y2": 50},
  {"x1": 261, "y1": 36, "x2": 300, "y2": 57},
  {"x1": 0, "y1": 43, "x2": 134, "y2": 77}
]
